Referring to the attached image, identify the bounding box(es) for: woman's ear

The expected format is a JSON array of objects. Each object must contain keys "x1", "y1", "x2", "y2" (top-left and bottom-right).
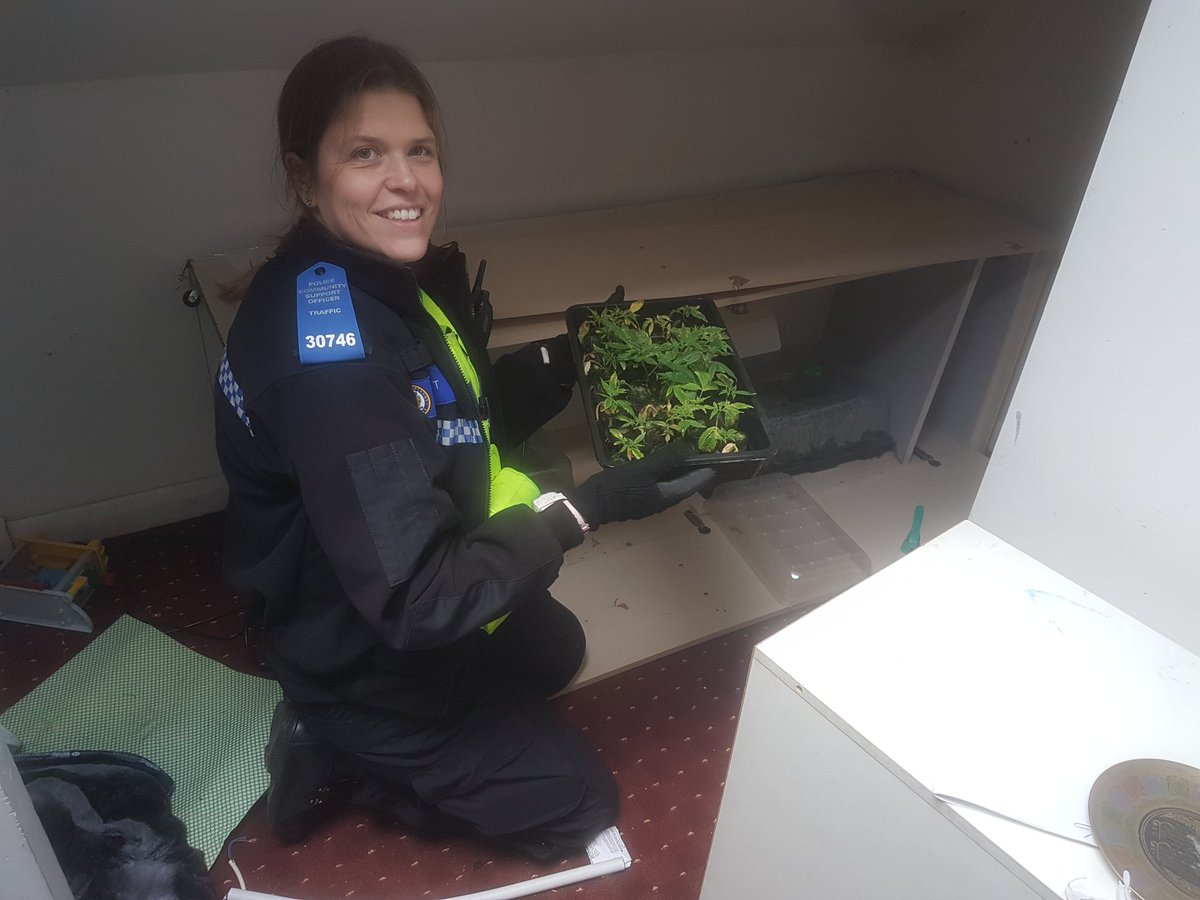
[{"x1": 283, "y1": 152, "x2": 313, "y2": 208}]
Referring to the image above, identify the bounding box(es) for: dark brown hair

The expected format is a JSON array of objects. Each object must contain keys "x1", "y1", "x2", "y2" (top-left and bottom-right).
[{"x1": 277, "y1": 35, "x2": 445, "y2": 211}]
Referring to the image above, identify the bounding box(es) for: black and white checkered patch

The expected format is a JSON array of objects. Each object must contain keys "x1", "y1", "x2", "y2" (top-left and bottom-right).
[
  {"x1": 437, "y1": 418, "x2": 483, "y2": 445},
  {"x1": 218, "y1": 351, "x2": 253, "y2": 436}
]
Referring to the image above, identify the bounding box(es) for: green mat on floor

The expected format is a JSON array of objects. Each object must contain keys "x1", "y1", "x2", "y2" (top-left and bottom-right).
[{"x1": 0, "y1": 614, "x2": 282, "y2": 867}]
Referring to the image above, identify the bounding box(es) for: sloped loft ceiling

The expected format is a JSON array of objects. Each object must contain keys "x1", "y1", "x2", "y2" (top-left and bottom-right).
[{"x1": 2, "y1": 0, "x2": 994, "y2": 87}]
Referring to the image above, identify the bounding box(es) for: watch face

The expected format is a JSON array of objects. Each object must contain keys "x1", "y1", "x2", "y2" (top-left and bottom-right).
[{"x1": 1090, "y1": 759, "x2": 1200, "y2": 900}]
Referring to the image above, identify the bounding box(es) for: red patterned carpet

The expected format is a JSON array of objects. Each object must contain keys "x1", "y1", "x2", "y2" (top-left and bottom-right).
[{"x1": 0, "y1": 514, "x2": 804, "y2": 899}]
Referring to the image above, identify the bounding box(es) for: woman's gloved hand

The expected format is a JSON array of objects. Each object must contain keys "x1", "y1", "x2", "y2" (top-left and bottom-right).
[
  {"x1": 535, "y1": 285, "x2": 625, "y2": 388},
  {"x1": 537, "y1": 333, "x2": 577, "y2": 388},
  {"x1": 570, "y1": 443, "x2": 715, "y2": 528}
]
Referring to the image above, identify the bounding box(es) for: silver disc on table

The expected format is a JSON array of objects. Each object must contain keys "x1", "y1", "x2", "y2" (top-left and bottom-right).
[{"x1": 1089, "y1": 758, "x2": 1200, "y2": 900}]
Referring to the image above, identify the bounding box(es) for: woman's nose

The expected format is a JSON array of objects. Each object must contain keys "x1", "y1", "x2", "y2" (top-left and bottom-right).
[{"x1": 384, "y1": 156, "x2": 416, "y2": 191}]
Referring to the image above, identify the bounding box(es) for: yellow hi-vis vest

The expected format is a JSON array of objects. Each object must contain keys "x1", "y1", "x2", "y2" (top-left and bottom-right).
[{"x1": 420, "y1": 291, "x2": 541, "y2": 633}]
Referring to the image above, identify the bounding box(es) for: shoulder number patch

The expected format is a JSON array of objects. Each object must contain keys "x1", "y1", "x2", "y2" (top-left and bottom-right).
[{"x1": 296, "y1": 262, "x2": 366, "y2": 364}]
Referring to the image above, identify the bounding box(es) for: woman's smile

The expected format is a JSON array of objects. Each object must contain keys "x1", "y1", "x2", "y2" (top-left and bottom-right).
[{"x1": 380, "y1": 207, "x2": 424, "y2": 221}]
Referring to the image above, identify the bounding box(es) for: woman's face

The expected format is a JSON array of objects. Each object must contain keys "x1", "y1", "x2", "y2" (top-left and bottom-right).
[{"x1": 301, "y1": 89, "x2": 443, "y2": 263}]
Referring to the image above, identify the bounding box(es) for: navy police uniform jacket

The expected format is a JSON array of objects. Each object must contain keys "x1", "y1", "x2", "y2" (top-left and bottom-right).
[{"x1": 213, "y1": 220, "x2": 581, "y2": 715}]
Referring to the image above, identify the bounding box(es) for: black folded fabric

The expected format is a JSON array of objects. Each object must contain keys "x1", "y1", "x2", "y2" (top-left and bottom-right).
[{"x1": 16, "y1": 750, "x2": 212, "y2": 900}]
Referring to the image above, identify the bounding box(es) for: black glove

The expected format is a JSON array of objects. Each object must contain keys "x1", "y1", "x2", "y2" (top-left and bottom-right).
[
  {"x1": 534, "y1": 284, "x2": 623, "y2": 387},
  {"x1": 536, "y1": 333, "x2": 577, "y2": 388},
  {"x1": 570, "y1": 443, "x2": 715, "y2": 528}
]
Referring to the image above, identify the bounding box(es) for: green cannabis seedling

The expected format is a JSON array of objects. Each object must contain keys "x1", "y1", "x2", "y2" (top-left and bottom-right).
[{"x1": 577, "y1": 300, "x2": 754, "y2": 461}]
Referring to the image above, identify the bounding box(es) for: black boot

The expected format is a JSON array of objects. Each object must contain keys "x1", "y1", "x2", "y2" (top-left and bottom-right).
[{"x1": 264, "y1": 699, "x2": 348, "y2": 843}]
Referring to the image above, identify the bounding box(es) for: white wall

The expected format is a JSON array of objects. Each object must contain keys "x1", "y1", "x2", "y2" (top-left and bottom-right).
[
  {"x1": 972, "y1": 0, "x2": 1200, "y2": 653},
  {"x1": 0, "y1": 6, "x2": 1146, "y2": 539},
  {"x1": 0, "y1": 72, "x2": 282, "y2": 533},
  {"x1": 899, "y1": 1, "x2": 1148, "y2": 234},
  {"x1": 434, "y1": 48, "x2": 904, "y2": 227}
]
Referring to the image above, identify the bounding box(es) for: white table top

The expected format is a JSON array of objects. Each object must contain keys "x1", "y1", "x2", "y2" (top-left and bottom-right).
[{"x1": 756, "y1": 519, "x2": 1200, "y2": 899}]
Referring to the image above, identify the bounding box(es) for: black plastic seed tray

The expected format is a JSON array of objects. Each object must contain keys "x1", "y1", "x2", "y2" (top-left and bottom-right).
[{"x1": 565, "y1": 295, "x2": 776, "y2": 482}]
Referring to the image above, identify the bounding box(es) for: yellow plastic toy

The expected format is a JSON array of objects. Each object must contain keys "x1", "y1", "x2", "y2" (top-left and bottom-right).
[{"x1": 0, "y1": 537, "x2": 109, "y2": 632}]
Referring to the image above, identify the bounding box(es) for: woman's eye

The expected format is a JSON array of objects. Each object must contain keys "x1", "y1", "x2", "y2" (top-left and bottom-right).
[
  {"x1": 350, "y1": 147, "x2": 380, "y2": 161},
  {"x1": 410, "y1": 145, "x2": 436, "y2": 159}
]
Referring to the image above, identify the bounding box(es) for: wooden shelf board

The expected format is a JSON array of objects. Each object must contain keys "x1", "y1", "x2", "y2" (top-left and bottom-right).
[
  {"x1": 556, "y1": 506, "x2": 790, "y2": 689},
  {"x1": 445, "y1": 170, "x2": 1058, "y2": 321},
  {"x1": 794, "y1": 429, "x2": 989, "y2": 573},
  {"x1": 488, "y1": 271, "x2": 874, "y2": 347},
  {"x1": 185, "y1": 245, "x2": 273, "y2": 343},
  {"x1": 189, "y1": 172, "x2": 1057, "y2": 347},
  {"x1": 556, "y1": 428, "x2": 989, "y2": 689}
]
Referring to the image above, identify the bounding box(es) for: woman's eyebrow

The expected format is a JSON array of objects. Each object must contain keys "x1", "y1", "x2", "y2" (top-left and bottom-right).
[{"x1": 345, "y1": 131, "x2": 437, "y2": 144}]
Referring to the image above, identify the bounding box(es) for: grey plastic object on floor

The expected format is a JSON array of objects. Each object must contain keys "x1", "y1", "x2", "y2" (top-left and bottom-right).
[{"x1": 703, "y1": 473, "x2": 872, "y2": 613}]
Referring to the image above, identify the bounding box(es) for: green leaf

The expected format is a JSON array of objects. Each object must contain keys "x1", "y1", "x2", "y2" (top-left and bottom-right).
[{"x1": 697, "y1": 426, "x2": 721, "y2": 453}]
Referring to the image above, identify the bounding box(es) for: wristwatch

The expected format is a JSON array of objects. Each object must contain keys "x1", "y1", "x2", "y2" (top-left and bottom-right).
[{"x1": 533, "y1": 491, "x2": 591, "y2": 533}]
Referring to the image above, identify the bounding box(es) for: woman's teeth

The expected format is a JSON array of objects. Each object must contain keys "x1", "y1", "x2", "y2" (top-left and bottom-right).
[{"x1": 385, "y1": 209, "x2": 421, "y2": 221}]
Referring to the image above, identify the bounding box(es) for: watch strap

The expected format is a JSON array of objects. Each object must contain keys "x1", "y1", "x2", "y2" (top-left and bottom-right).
[{"x1": 534, "y1": 491, "x2": 591, "y2": 533}]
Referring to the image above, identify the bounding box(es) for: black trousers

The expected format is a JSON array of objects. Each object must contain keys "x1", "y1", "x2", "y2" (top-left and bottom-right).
[{"x1": 296, "y1": 591, "x2": 618, "y2": 857}]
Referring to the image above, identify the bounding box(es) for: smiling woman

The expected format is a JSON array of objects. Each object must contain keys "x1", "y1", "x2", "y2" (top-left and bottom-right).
[{"x1": 211, "y1": 34, "x2": 712, "y2": 864}]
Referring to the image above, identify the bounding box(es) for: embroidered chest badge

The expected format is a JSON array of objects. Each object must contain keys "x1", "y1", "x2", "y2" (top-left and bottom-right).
[
  {"x1": 411, "y1": 381, "x2": 434, "y2": 416},
  {"x1": 410, "y1": 365, "x2": 454, "y2": 419}
]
